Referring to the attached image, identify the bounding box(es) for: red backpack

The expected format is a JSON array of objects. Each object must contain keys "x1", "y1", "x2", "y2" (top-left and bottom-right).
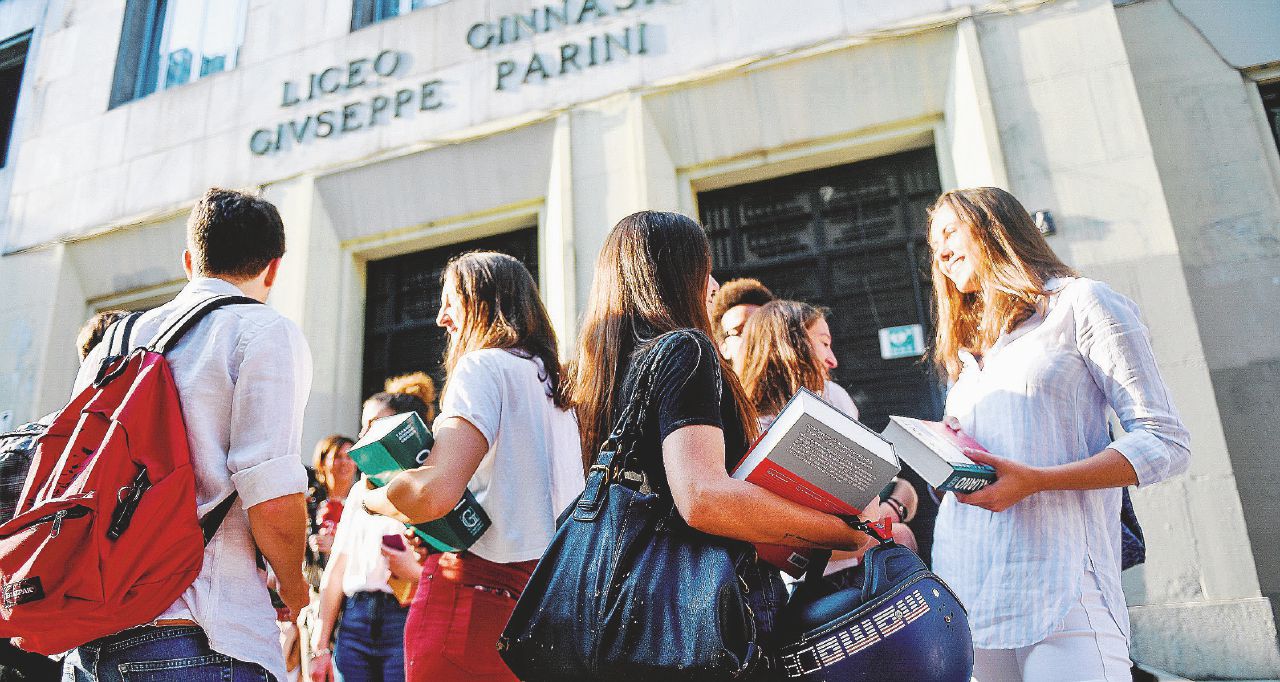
[{"x1": 0, "y1": 295, "x2": 257, "y2": 654}]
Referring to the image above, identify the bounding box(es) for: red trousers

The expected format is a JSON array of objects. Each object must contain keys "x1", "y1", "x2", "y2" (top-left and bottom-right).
[{"x1": 404, "y1": 552, "x2": 537, "y2": 682}]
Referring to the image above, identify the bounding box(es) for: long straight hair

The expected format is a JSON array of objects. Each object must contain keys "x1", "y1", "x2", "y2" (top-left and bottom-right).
[
  {"x1": 571, "y1": 211, "x2": 757, "y2": 468},
  {"x1": 737, "y1": 300, "x2": 829, "y2": 418},
  {"x1": 442, "y1": 251, "x2": 568, "y2": 408},
  {"x1": 929, "y1": 187, "x2": 1076, "y2": 380}
]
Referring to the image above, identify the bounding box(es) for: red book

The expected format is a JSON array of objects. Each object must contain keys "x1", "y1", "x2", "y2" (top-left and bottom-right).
[{"x1": 732, "y1": 388, "x2": 899, "y2": 577}]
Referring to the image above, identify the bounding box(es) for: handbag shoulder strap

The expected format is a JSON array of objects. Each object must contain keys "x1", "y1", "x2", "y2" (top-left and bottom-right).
[{"x1": 576, "y1": 331, "x2": 714, "y2": 521}]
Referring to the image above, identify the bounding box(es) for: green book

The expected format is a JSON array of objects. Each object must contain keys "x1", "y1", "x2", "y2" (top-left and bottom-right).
[{"x1": 348, "y1": 411, "x2": 491, "y2": 552}]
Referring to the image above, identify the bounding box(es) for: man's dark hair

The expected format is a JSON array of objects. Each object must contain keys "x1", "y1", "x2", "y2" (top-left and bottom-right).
[
  {"x1": 711, "y1": 278, "x2": 776, "y2": 332},
  {"x1": 187, "y1": 188, "x2": 286, "y2": 279}
]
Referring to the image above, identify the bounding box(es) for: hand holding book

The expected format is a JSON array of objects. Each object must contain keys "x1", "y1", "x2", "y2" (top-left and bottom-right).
[{"x1": 950, "y1": 447, "x2": 1041, "y2": 512}]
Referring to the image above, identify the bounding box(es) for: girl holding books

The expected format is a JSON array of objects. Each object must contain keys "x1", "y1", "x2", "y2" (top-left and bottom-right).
[
  {"x1": 927, "y1": 187, "x2": 1190, "y2": 681},
  {"x1": 735, "y1": 299, "x2": 920, "y2": 571},
  {"x1": 570, "y1": 212, "x2": 880, "y2": 674},
  {"x1": 361, "y1": 252, "x2": 583, "y2": 682},
  {"x1": 309, "y1": 393, "x2": 429, "y2": 682}
]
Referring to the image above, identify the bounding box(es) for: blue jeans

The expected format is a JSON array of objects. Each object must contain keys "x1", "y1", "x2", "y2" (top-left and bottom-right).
[
  {"x1": 334, "y1": 591, "x2": 408, "y2": 682},
  {"x1": 62, "y1": 626, "x2": 272, "y2": 682}
]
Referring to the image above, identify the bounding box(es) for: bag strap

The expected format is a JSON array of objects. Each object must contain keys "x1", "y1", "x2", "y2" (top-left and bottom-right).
[
  {"x1": 107, "y1": 312, "x2": 142, "y2": 358},
  {"x1": 148, "y1": 295, "x2": 262, "y2": 354},
  {"x1": 577, "y1": 332, "x2": 709, "y2": 521},
  {"x1": 200, "y1": 492, "x2": 239, "y2": 545},
  {"x1": 92, "y1": 312, "x2": 144, "y2": 386}
]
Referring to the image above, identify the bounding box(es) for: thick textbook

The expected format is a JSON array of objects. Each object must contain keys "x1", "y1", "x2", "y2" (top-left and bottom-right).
[
  {"x1": 881, "y1": 416, "x2": 996, "y2": 494},
  {"x1": 349, "y1": 412, "x2": 491, "y2": 552},
  {"x1": 732, "y1": 388, "x2": 899, "y2": 576}
]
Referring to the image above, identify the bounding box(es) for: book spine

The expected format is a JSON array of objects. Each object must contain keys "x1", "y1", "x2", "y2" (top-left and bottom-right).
[{"x1": 937, "y1": 466, "x2": 996, "y2": 494}]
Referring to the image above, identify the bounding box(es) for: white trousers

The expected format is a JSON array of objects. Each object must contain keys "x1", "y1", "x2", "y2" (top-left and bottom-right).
[{"x1": 972, "y1": 570, "x2": 1131, "y2": 682}]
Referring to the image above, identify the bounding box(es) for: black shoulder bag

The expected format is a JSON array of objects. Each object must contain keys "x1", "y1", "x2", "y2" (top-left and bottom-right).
[{"x1": 498, "y1": 332, "x2": 762, "y2": 681}]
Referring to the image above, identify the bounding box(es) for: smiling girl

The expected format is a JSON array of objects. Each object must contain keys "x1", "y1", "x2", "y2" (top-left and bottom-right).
[{"x1": 926, "y1": 187, "x2": 1190, "y2": 681}]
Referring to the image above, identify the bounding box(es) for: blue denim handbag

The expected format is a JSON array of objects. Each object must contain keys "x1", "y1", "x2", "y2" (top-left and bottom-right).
[
  {"x1": 498, "y1": 334, "x2": 762, "y2": 681},
  {"x1": 1120, "y1": 487, "x2": 1146, "y2": 570}
]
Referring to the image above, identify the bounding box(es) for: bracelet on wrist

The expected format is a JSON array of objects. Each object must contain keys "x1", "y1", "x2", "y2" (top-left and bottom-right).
[
  {"x1": 311, "y1": 647, "x2": 332, "y2": 658},
  {"x1": 883, "y1": 496, "x2": 909, "y2": 522}
]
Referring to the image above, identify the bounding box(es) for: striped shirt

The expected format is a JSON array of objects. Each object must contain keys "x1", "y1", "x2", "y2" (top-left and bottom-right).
[{"x1": 931, "y1": 277, "x2": 1190, "y2": 649}]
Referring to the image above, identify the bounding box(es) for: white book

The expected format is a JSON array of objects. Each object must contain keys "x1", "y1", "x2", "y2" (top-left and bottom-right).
[{"x1": 881, "y1": 416, "x2": 996, "y2": 494}]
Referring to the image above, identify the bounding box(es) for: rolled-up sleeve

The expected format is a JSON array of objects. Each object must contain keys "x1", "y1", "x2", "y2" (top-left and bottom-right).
[
  {"x1": 1075, "y1": 282, "x2": 1190, "y2": 487},
  {"x1": 228, "y1": 316, "x2": 313, "y2": 507}
]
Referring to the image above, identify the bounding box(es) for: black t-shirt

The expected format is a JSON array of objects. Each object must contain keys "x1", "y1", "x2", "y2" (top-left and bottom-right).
[{"x1": 612, "y1": 330, "x2": 748, "y2": 489}]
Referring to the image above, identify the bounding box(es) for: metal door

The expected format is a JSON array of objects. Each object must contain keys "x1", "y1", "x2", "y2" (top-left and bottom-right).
[
  {"x1": 700, "y1": 148, "x2": 944, "y2": 559},
  {"x1": 362, "y1": 227, "x2": 539, "y2": 401}
]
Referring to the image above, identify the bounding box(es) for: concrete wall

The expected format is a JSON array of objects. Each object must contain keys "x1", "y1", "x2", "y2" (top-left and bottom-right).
[
  {"x1": 2, "y1": 0, "x2": 1003, "y2": 253},
  {"x1": 0, "y1": 0, "x2": 47, "y2": 254},
  {"x1": 1117, "y1": 0, "x2": 1280, "y2": 677},
  {"x1": 1, "y1": 0, "x2": 1277, "y2": 676}
]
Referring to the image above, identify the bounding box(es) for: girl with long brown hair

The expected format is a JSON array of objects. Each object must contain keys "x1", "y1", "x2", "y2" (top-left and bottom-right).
[
  {"x1": 362, "y1": 251, "x2": 582, "y2": 682},
  {"x1": 736, "y1": 300, "x2": 918, "y2": 573},
  {"x1": 570, "y1": 212, "x2": 879, "y2": 672},
  {"x1": 927, "y1": 187, "x2": 1189, "y2": 681}
]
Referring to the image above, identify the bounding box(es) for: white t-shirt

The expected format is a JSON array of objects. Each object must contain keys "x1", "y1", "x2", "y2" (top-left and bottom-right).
[
  {"x1": 823, "y1": 380, "x2": 859, "y2": 420},
  {"x1": 436, "y1": 349, "x2": 584, "y2": 563},
  {"x1": 329, "y1": 477, "x2": 405, "y2": 596}
]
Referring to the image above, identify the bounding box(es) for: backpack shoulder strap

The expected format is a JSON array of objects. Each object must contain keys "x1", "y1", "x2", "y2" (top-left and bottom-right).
[
  {"x1": 106, "y1": 312, "x2": 143, "y2": 358},
  {"x1": 200, "y1": 492, "x2": 239, "y2": 545},
  {"x1": 147, "y1": 295, "x2": 262, "y2": 355}
]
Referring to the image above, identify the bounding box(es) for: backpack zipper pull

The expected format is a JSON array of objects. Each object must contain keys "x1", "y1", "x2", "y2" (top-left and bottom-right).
[{"x1": 50, "y1": 510, "x2": 68, "y2": 538}]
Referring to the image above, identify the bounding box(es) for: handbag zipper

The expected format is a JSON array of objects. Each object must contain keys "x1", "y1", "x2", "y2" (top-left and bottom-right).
[{"x1": 2, "y1": 505, "x2": 90, "y2": 539}]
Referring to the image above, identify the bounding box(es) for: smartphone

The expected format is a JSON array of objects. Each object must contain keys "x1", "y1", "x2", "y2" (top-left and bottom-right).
[{"x1": 381, "y1": 533, "x2": 407, "y2": 551}]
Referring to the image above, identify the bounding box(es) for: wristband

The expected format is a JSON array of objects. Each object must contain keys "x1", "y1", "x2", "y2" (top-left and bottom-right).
[
  {"x1": 883, "y1": 496, "x2": 909, "y2": 522},
  {"x1": 312, "y1": 647, "x2": 332, "y2": 658}
]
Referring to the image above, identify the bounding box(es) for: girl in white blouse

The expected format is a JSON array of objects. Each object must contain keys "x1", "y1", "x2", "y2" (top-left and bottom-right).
[{"x1": 927, "y1": 187, "x2": 1190, "y2": 681}]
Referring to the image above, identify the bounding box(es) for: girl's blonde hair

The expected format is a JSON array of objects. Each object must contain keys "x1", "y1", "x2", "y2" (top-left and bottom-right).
[
  {"x1": 929, "y1": 187, "x2": 1076, "y2": 380},
  {"x1": 384, "y1": 371, "x2": 438, "y2": 422}
]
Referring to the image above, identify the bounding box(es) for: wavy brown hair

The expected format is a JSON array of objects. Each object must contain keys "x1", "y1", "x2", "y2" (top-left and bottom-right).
[
  {"x1": 929, "y1": 187, "x2": 1076, "y2": 380},
  {"x1": 442, "y1": 251, "x2": 567, "y2": 408},
  {"x1": 737, "y1": 300, "x2": 829, "y2": 417},
  {"x1": 311, "y1": 434, "x2": 355, "y2": 497},
  {"x1": 571, "y1": 211, "x2": 757, "y2": 469}
]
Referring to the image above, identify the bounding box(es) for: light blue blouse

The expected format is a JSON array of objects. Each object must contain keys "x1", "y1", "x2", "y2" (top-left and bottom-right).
[{"x1": 932, "y1": 277, "x2": 1190, "y2": 650}]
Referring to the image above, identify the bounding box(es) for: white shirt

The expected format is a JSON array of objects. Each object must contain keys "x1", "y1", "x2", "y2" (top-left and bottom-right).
[
  {"x1": 329, "y1": 477, "x2": 405, "y2": 595},
  {"x1": 823, "y1": 381, "x2": 859, "y2": 420},
  {"x1": 74, "y1": 278, "x2": 312, "y2": 682},
  {"x1": 931, "y1": 278, "x2": 1190, "y2": 649},
  {"x1": 436, "y1": 349, "x2": 583, "y2": 563}
]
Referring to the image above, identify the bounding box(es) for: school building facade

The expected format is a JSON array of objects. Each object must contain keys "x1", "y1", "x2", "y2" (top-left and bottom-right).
[{"x1": 0, "y1": 0, "x2": 1277, "y2": 676}]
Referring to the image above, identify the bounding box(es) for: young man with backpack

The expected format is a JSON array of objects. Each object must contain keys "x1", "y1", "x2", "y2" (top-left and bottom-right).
[{"x1": 58, "y1": 188, "x2": 313, "y2": 681}]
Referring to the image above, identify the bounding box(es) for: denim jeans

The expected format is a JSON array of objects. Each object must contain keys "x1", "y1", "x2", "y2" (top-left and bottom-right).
[
  {"x1": 61, "y1": 626, "x2": 273, "y2": 682},
  {"x1": 333, "y1": 591, "x2": 408, "y2": 682},
  {"x1": 741, "y1": 559, "x2": 788, "y2": 681}
]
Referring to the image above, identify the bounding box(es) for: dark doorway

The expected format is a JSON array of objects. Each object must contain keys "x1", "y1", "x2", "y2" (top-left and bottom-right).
[
  {"x1": 362, "y1": 227, "x2": 539, "y2": 403},
  {"x1": 699, "y1": 147, "x2": 945, "y2": 558}
]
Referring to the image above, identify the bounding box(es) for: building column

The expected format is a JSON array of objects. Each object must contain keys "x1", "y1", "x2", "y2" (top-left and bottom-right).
[{"x1": 973, "y1": 0, "x2": 1279, "y2": 676}]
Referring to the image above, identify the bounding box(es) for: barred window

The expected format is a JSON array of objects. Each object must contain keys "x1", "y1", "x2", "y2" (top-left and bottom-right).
[
  {"x1": 352, "y1": 0, "x2": 450, "y2": 32},
  {"x1": 0, "y1": 31, "x2": 31, "y2": 168},
  {"x1": 109, "y1": 0, "x2": 247, "y2": 107},
  {"x1": 1262, "y1": 81, "x2": 1280, "y2": 158}
]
